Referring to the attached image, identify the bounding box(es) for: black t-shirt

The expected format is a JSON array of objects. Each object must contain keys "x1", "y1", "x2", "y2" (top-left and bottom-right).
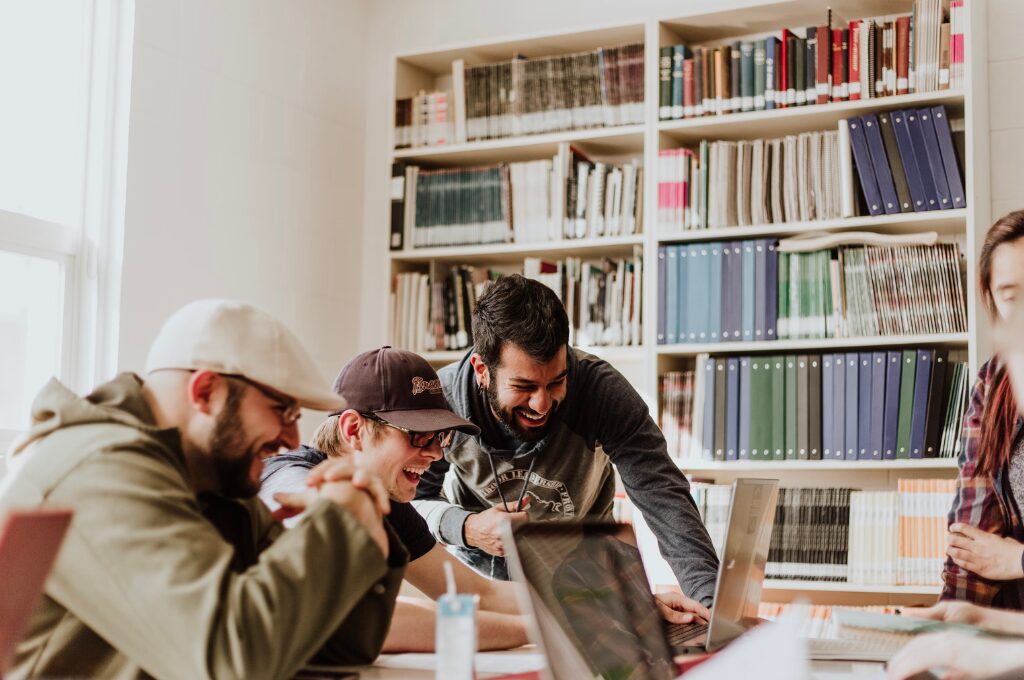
[{"x1": 385, "y1": 501, "x2": 436, "y2": 562}]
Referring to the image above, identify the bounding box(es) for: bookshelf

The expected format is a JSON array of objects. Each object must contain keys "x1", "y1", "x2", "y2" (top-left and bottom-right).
[{"x1": 385, "y1": 0, "x2": 990, "y2": 604}]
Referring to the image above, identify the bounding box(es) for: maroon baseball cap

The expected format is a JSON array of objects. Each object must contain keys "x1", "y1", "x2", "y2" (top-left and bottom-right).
[{"x1": 332, "y1": 346, "x2": 480, "y2": 435}]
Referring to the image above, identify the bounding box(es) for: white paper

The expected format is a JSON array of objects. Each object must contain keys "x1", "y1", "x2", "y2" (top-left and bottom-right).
[
  {"x1": 374, "y1": 651, "x2": 546, "y2": 674},
  {"x1": 679, "y1": 618, "x2": 809, "y2": 680}
]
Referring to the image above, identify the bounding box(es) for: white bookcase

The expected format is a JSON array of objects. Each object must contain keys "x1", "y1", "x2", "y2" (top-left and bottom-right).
[{"x1": 386, "y1": 0, "x2": 990, "y2": 606}]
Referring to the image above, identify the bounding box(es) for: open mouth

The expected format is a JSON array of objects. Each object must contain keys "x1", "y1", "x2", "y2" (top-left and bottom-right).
[
  {"x1": 517, "y1": 409, "x2": 548, "y2": 427},
  {"x1": 402, "y1": 466, "x2": 427, "y2": 483}
]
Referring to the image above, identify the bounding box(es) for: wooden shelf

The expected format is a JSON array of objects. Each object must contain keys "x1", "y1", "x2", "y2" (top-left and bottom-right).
[
  {"x1": 658, "y1": 333, "x2": 969, "y2": 356},
  {"x1": 658, "y1": 90, "x2": 965, "y2": 143},
  {"x1": 422, "y1": 345, "x2": 645, "y2": 365},
  {"x1": 392, "y1": 125, "x2": 645, "y2": 165},
  {"x1": 391, "y1": 235, "x2": 643, "y2": 265},
  {"x1": 763, "y1": 580, "x2": 941, "y2": 595},
  {"x1": 677, "y1": 459, "x2": 958, "y2": 472},
  {"x1": 657, "y1": 209, "x2": 968, "y2": 243}
]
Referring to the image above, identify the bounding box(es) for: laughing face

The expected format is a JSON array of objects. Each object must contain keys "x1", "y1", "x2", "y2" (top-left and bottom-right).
[
  {"x1": 477, "y1": 343, "x2": 568, "y2": 443},
  {"x1": 354, "y1": 419, "x2": 444, "y2": 503}
]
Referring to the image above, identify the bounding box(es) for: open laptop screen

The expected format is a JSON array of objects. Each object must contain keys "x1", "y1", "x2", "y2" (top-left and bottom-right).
[{"x1": 509, "y1": 522, "x2": 677, "y2": 680}]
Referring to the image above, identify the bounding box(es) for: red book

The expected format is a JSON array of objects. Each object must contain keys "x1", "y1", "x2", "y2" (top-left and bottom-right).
[
  {"x1": 896, "y1": 16, "x2": 911, "y2": 95},
  {"x1": 848, "y1": 20, "x2": 862, "y2": 100},
  {"x1": 779, "y1": 28, "x2": 791, "y2": 108},
  {"x1": 831, "y1": 29, "x2": 846, "y2": 102}
]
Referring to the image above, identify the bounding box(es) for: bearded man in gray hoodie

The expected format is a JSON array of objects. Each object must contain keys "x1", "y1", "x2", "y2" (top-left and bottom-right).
[{"x1": 413, "y1": 274, "x2": 720, "y2": 619}]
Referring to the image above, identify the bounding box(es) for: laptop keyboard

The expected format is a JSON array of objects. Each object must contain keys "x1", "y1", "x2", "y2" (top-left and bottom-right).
[
  {"x1": 666, "y1": 621, "x2": 708, "y2": 647},
  {"x1": 806, "y1": 636, "x2": 906, "y2": 661}
]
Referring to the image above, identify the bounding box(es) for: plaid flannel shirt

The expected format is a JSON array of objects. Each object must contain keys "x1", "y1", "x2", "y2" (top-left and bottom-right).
[{"x1": 941, "y1": 358, "x2": 1024, "y2": 607}]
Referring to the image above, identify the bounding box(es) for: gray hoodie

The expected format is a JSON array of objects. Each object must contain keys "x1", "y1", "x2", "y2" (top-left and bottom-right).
[{"x1": 413, "y1": 348, "x2": 720, "y2": 605}]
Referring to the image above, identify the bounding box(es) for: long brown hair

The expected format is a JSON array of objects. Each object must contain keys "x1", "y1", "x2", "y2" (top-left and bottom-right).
[{"x1": 977, "y1": 210, "x2": 1024, "y2": 476}]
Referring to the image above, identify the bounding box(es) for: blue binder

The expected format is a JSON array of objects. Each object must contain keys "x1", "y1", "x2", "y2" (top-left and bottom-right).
[
  {"x1": 686, "y1": 244, "x2": 704, "y2": 342},
  {"x1": 857, "y1": 353, "x2": 873, "y2": 460},
  {"x1": 728, "y1": 242, "x2": 744, "y2": 341},
  {"x1": 657, "y1": 246, "x2": 667, "y2": 344},
  {"x1": 725, "y1": 358, "x2": 740, "y2": 460},
  {"x1": 930, "y1": 105, "x2": 967, "y2": 209},
  {"x1": 720, "y1": 242, "x2": 734, "y2": 341},
  {"x1": 701, "y1": 356, "x2": 716, "y2": 460},
  {"x1": 909, "y1": 349, "x2": 934, "y2": 458},
  {"x1": 822, "y1": 354, "x2": 834, "y2": 459},
  {"x1": 869, "y1": 351, "x2": 887, "y2": 460},
  {"x1": 742, "y1": 240, "x2": 756, "y2": 342},
  {"x1": 917, "y1": 108, "x2": 953, "y2": 210},
  {"x1": 754, "y1": 240, "x2": 767, "y2": 341},
  {"x1": 860, "y1": 113, "x2": 901, "y2": 214},
  {"x1": 833, "y1": 351, "x2": 846, "y2": 460},
  {"x1": 709, "y1": 243, "x2": 723, "y2": 341},
  {"x1": 665, "y1": 246, "x2": 678, "y2": 344},
  {"x1": 905, "y1": 109, "x2": 941, "y2": 210},
  {"x1": 846, "y1": 116, "x2": 884, "y2": 216},
  {"x1": 844, "y1": 353, "x2": 859, "y2": 461},
  {"x1": 765, "y1": 241, "x2": 778, "y2": 341},
  {"x1": 739, "y1": 357, "x2": 752, "y2": 459},
  {"x1": 891, "y1": 109, "x2": 930, "y2": 212},
  {"x1": 677, "y1": 246, "x2": 690, "y2": 343},
  {"x1": 882, "y1": 350, "x2": 903, "y2": 460}
]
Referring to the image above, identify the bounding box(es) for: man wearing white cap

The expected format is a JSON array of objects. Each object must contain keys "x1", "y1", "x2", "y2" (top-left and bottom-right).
[{"x1": 0, "y1": 300, "x2": 406, "y2": 680}]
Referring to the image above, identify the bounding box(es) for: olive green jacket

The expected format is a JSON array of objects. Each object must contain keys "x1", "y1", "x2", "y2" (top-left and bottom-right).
[{"x1": 1, "y1": 373, "x2": 406, "y2": 680}]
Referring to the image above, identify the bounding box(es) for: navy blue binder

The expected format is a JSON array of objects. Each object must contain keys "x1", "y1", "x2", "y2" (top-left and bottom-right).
[
  {"x1": 844, "y1": 353, "x2": 859, "y2": 461},
  {"x1": 739, "y1": 357, "x2": 751, "y2": 459},
  {"x1": 666, "y1": 245, "x2": 679, "y2": 344},
  {"x1": 726, "y1": 357, "x2": 740, "y2": 460},
  {"x1": 701, "y1": 356, "x2": 716, "y2": 460},
  {"x1": 917, "y1": 108, "x2": 953, "y2": 210},
  {"x1": 846, "y1": 116, "x2": 884, "y2": 216},
  {"x1": 708, "y1": 243, "x2": 722, "y2": 341},
  {"x1": 822, "y1": 354, "x2": 835, "y2": 459},
  {"x1": 833, "y1": 351, "x2": 846, "y2": 460},
  {"x1": 909, "y1": 349, "x2": 934, "y2": 458},
  {"x1": 754, "y1": 240, "x2": 767, "y2": 341},
  {"x1": 860, "y1": 113, "x2": 901, "y2": 214},
  {"x1": 869, "y1": 351, "x2": 887, "y2": 460},
  {"x1": 930, "y1": 105, "x2": 967, "y2": 209},
  {"x1": 657, "y1": 246, "x2": 667, "y2": 344},
  {"x1": 891, "y1": 109, "x2": 930, "y2": 212},
  {"x1": 858, "y1": 352, "x2": 873, "y2": 460},
  {"x1": 882, "y1": 350, "x2": 903, "y2": 460},
  {"x1": 765, "y1": 241, "x2": 778, "y2": 341},
  {"x1": 905, "y1": 109, "x2": 941, "y2": 210}
]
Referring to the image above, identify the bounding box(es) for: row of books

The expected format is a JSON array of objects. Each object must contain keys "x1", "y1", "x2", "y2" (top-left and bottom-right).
[
  {"x1": 757, "y1": 603, "x2": 900, "y2": 640},
  {"x1": 389, "y1": 252, "x2": 643, "y2": 352},
  {"x1": 656, "y1": 131, "x2": 844, "y2": 233},
  {"x1": 846, "y1": 107, "x2": 966, "y2": 216},
  {"x1": 656, "y1": 240, "x2": 967, "y2": 345},
  {"x1": 394, "y1": 90, "x2": 453, "y2": 149},
  {"x1": 696, "y1": 479, "x2": 955, "y2": 585},
  {"x1": 390, "y1": 150, "x2": 644, "y2": 249},
  {"x1": 658, "y1": 3, "x2": 963, "y2": 121},
  {"x1": 659, "y1": 348, "x2": 970, "y2": 463}
]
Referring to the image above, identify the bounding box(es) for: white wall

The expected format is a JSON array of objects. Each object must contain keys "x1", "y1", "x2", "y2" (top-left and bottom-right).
[
  {"x1": 359, "y1": 0, "x2": 1024, "y2": 353},
  {"x1": 120, "y1": 0, "x2": 369, "y2": 436}
]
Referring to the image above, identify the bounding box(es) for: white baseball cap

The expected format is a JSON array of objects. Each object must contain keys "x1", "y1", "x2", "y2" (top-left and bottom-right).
[{"x1": 145, "y1": 299, "x2": 345, "y2": 412}]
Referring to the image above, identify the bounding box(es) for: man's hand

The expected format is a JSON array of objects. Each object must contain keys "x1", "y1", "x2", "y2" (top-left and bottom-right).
[
  {"x1": 306, "y1": 459, "x2": 391, "y2": 516},
  {"x1": 903, "y1": 600, "x2": 1024, "y2": 636},
  {"x1": 886, "y1": 631, "x2": 1024, "y2": 680},
  {"x1": 464, "y1": 497, "x2": 530, "y2": 556},
  {"x1": 947, "y1": 523, "x2": 1024, "y2": 581},
  {"x1": 653, "y1": 590, "x2": 710, "y2": 625}
]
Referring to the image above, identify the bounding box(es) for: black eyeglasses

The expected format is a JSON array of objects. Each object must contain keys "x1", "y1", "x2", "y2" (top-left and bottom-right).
[
  {"x1": 362, "y1": 414, "x2": 455, "y2": 449},
  {"x1": 223, "y1": 375, "x2": 302, "y2": 426}
]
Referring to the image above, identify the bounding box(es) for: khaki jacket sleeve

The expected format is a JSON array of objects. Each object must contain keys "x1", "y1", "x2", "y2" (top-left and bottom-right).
[{"x1": 43, "y1": 446, "x2": 404, "y2": 680}]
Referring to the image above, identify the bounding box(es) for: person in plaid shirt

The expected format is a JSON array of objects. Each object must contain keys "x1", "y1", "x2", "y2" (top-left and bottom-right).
[{"x1": 942, "y1": 210, "x2": 1024, "y2": 608}]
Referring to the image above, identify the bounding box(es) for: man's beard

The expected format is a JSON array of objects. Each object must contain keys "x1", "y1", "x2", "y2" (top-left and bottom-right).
[
  {"x1": 208, "y1": 384, "x2": 262, "y2": 498},
  {"x1": 486, "y1": 378, "x2": 558, "y2": 443}
]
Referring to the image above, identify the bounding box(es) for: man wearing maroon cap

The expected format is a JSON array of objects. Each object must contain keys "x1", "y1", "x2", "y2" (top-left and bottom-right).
[{"x1": 260, "y1": 346, "x2": 529, "y2": 652}]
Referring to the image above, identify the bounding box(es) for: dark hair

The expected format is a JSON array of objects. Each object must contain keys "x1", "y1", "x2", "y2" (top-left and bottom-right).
[
  {"x1": 977, "y1": 210, "x2": 1024, "y2": 477},
  {"x1": 472, "y1": 274, "x2": 569, "y2": 368}
]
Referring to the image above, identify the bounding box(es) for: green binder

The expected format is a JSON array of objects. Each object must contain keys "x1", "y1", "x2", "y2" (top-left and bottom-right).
[{"x1": 895, "y1": 350, "x2": 917, "y2": 459}]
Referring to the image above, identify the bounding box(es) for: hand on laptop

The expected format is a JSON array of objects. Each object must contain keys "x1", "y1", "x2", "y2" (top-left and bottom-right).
[
  {"x1": 886, "y1": 631, "x2": 1024, "y2": 680},
  {"x1": 464, "y1": 496, "x2": 531, "y2": 557},
  {"x1": 903, "y1": 601, "x2": 1024, "y2": 637},
  {"x1": 653, "y1": 590, "x2": 710, "y2": 625}
]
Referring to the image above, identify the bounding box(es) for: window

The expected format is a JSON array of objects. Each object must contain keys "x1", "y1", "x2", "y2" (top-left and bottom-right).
[{"x1": 0, "y1": 0, "x2": 134, "y2": 446}]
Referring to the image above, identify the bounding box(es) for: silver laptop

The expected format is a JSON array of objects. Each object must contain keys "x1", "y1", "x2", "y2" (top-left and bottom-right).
[{"x1": 503, "y1": 478, "x2": 779, "y2": 680}]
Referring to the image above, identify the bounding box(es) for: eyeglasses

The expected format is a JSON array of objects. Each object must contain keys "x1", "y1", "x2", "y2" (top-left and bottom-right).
[
  {"x1": 362, "y1": 414, "x2": 455, "y2": 449},
  {"x1": 223, "y1": 374, "x2": 302, "y2": 426}
]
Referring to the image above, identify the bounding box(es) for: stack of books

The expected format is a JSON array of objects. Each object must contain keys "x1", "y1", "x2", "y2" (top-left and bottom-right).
[
  {"x1": 657, "y1": 240, "x2": 967, "y2": 345},
  {"x1": 394, "y1": 91, "x2": 453, "y2": 148},
  {"x1": 660, "y1": 349, "x2": 970, "y2": 462},
  {"x1": 658, "y1": 2, "x2": 964, "y2": 121}
]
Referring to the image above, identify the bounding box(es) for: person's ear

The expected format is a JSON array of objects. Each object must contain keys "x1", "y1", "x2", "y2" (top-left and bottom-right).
[
  {"x1": 187, "y1": 370, "x2": 223, "y2": 415},
  {"x1": 337, "y1": 409, "x2": 364, "y2": 451},
  {"x1": 470, "y1": 353, "x2": 490, "y2": 391}
]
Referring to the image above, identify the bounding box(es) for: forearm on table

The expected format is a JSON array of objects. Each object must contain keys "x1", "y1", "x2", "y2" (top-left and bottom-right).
[{"x1": 381, "y1": 597, "x2": 528, "y2": 652}]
